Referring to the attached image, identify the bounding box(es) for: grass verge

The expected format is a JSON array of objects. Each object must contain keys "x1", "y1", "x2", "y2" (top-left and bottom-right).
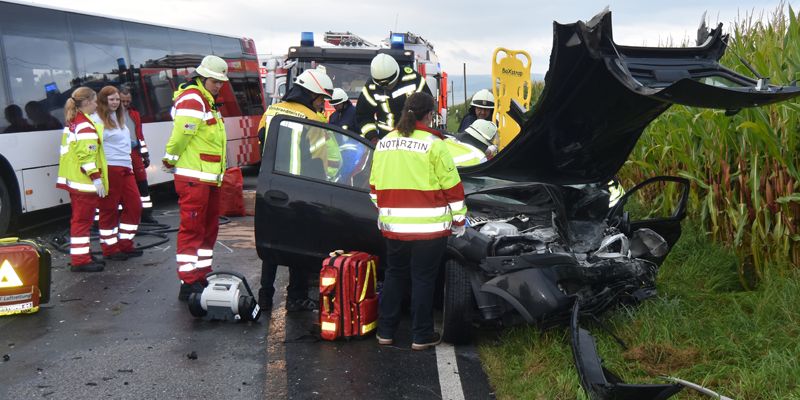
[{"x1": 479, "y1": 221, "x2": 800, "y2": 399}]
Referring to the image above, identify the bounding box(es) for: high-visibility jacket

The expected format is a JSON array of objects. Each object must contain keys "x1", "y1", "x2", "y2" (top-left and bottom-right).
[
  {"x1": 57, "y1": 112, "x2": 108, "y2": 194},
  {"x1": 355, "y1": 67, "x2": 432, "y2": 142},
  {"x1": 369, "y1": 122, "x2": 467, "y2": 241},
  {"x1": 444, "y1": 137, "x2": 486, "y2": 167},
  {"x1": 164, "y1": 78, "x2": 227, "y2": 186},
  {"x1": 258, "y1": 101, "x2": 341, "y2": 178}
]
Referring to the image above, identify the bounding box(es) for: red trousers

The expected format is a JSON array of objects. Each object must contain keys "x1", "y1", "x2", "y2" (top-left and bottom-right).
[
  {"x1": 69, "y1": 191, "x2": 99, "y2": 266},
  {"x1": 175, "y1": 179, "x2": 220, "y2": 284},
  {"x1": 98, "y1": 166, "x2": 142, "y2": 256}
]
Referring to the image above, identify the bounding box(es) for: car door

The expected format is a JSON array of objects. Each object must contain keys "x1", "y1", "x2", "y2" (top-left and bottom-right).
[{"x1": 255, "y1": 115, "x2": 381, "y2": 267}]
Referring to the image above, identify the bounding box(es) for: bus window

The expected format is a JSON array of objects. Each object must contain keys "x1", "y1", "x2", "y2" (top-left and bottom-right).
[
  {"x1": 69, "y1": 14, "x2": 128, "y2": 87},
  {"x1": 123, "y1": 22, "x2": 172, "y2": 68},
  {"x1": 169, "y1": 29, "x2": 213, "y2": 57},
  {"x1": 0, "y1": 3, "x2": 72, "y2": 128},
  {"x1": 211, "y1": 36, "x2": 243, "y2": 59}
]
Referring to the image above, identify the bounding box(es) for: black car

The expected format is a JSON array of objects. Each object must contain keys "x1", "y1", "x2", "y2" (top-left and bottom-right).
[{"x1": 256, "y1": 9, "x2": 797, "y2": 359}]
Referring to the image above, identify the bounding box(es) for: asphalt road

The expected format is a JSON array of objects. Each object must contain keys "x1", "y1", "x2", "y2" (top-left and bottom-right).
[{"x1": 0, "y1": 169, "x2": 494, "y2": 399}]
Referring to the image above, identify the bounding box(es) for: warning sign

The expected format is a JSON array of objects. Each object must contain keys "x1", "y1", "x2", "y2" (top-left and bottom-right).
[{"x1": 0, "y1": 259, "x2": 23, "y2": 288}]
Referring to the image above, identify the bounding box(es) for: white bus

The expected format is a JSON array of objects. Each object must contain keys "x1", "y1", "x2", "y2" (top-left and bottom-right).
[{"x1": 0, "y1": 1, "x2": 265, "y2": 234}]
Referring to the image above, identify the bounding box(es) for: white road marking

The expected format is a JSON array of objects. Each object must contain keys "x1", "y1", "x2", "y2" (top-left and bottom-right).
[
  {"x1": 436, "y1": 343, "x2": 466, "y2": 400},
  {"x1": 216, "y1": 241, "x2": 234, "y2": 253}
]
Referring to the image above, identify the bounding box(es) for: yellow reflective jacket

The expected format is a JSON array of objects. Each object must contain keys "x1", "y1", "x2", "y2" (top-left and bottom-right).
[{"x1": 57, "y1": 112, "x2": 108, "y2": 193}]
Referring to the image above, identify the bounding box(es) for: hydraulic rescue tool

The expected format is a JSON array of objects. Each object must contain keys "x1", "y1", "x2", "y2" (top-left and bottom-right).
[{"x1": 188, "y1": 271, "x2": 261, "y2": 322}]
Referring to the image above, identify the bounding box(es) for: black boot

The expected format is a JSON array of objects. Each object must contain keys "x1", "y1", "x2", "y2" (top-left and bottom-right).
[
  {"x1": 70, "y1": 261, "x2": 105, "y2": 272},
  {"x1": 140, "y1": 209, "x2": 158, "y2": 224}
]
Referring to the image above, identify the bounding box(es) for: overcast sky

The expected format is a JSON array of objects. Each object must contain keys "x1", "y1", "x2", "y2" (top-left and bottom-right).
[{"x1": 25, "y1": 0, "x2": 795, "y2": 75}]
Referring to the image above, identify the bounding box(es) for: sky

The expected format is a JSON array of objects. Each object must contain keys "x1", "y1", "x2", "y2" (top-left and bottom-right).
[{"x1": 23, "y1": 0, "x2": 796, "y2": 75}]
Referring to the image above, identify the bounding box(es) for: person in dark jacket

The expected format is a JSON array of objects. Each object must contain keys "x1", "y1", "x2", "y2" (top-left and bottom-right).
[
  {"x1": 355, "y1": 53, "x2": 432, "y2": 142},
  {"x1": 457, "y1": 89, "x2": 494, "y2": 132},
  {"x1": 328, "y1": 88, "x2": 356, "y2": 132}
]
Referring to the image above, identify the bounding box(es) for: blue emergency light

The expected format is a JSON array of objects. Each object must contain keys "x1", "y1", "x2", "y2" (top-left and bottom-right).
[
  {"x1": 44, "y1": 82, "x2": 58, "y2": 93},
  {"x1": 390, "y1": 33, "x2": 404, "y2": 50},
  {"x1": 301, "y1": 32, "x2": 314, "y2": 47}
]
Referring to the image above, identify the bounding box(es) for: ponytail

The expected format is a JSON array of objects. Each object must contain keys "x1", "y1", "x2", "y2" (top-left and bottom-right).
[
  {"x1": 64, "y1": 87, "x2": 96, "y2": 123},
  {"x1": 395, "y1": 92, "x2": 435, "y2": 137}
]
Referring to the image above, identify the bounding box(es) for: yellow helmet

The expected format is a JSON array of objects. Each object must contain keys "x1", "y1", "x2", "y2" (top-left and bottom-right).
[{"x1": 196, "y1": 55, "x2": 229, "y2": 81}]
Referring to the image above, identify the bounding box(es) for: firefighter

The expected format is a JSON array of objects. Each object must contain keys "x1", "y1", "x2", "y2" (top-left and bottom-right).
[
  {"x1": 256, "y1": 68, "x2": 334, "y2": 311},
  {"x1": 162, "y1": 55, "x2": 228, "y2": 300},
  {"x1": 328, "y1": 88, "x2": 355, "y2": 132},
  {"x1": 57, "y1": 87, "x2": 106, "y2": 272},
  {"x1": 444, "y1": 136, "x2": 487, "y2": 168},
  {"x1": 119, "y1": 87, "x2": 158, "y2": 224},
  {"x1": 355, "y1": 53, "x2": 432, "y2": 142},
  {"x1": 457, "y1": 89, "x2": 494, "y2": 132},
  {"x1": 455, "y1": 119, "x2": 499, "y2": 159},
  {"x1": 94, "y1": 86, "x2": 143, "y2": 261},
  {"x1": 370, "y1": 92, "x2": 467, "y2": 350}
]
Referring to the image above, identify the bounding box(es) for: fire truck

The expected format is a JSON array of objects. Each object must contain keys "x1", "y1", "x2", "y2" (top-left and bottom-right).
[{"x1": 261, "y1": 31, "x2": 449, "y2": 129}]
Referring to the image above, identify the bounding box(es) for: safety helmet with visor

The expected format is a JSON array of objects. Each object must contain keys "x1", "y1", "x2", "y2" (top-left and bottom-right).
[
  {"x1": 329, "y1": 88, "x2": 349, "y2": 106},
  {"x1": 470, "y1": 89, "x2": 494, "y2": 109},
  {"x1": 370, "y1": 53, "x2": 400, "y2": 87},
  {"x1": 295, "y1": 68, "x2": 334, "y2": 98},
  {"x1": 196, "y1": 55, "x2": 229, "y2": 82},
  {"x1": 465, "y1": 119, "x2": 498, "y2": 146}
]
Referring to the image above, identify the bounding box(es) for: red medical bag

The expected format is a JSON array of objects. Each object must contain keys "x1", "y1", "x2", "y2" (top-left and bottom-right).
[
  {"x1": 319, "y1": 251, "x2": 378, "y2": 340},
  {"x1": 219, "y1": 167, "x2": 245, "y2": 217},
  {"x1": 0, "y1": 238, "x2": 51, "y2": 316}
]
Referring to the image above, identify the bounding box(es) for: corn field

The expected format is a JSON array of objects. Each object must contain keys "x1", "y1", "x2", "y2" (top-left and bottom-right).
[{"x1": 618, "y1": 4, "x2": 800, "y2": 287}]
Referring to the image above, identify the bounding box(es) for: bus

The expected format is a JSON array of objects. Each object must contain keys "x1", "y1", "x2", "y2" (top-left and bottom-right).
[{"x1": 0, "y1": 1, "x2": 265, "y2": 234}]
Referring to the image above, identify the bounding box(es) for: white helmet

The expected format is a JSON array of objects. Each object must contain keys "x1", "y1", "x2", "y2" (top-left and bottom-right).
[
  {"x1": 465, "y1": 119, "x2": 498, "y2": 146},
  {"x1": 329, "y1": 88, "x2": 349, "y2": 105},
  {"x1": 196, "y1": 55, "x2": 229, "y2": 82},
  {"x1": 295, "y1": 68, "x2": 334, "y2": 98},
  {"x1": 370, "y1": 53, "x2": 400, "y2": 86},
  {"x1": 470, "y1": 89, "x2": 494, "y2": 109}
]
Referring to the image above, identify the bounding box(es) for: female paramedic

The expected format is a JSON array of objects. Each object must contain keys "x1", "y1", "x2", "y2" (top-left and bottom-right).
[
  {"x1": 369, "y1": 92, "x2": 467, "y2": 350},
  {"x1": 94, "y1": 86, "x2": 143, "y2": 261},
  {"x1": 57, "y1": 87, "x2": 106, "y2": 272}
]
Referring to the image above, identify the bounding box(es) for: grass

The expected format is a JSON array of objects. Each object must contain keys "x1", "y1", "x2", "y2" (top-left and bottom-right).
[{"x1": 479, "y1": 221, "x2": 800, "y2": 399}]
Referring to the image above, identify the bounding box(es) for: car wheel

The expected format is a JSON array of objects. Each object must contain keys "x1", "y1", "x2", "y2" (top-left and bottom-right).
[
  {"x1": 442, "y1": 259, "x2": 474, "y2": 345},
  {"x1": 0, "y1": 177, "x2": 12, "y2": 236}
]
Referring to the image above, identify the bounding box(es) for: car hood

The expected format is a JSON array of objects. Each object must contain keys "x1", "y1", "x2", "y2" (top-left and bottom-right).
[{"x1": 463, "y1": 10, "x2": 800, "y2": 185}]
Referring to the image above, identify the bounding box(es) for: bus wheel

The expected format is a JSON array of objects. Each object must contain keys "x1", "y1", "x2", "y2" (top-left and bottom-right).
[
  {"x1": 442, "y1": 259, "x2": 474, "y2": 345},
  {"x1": 0, "y1": 177, "x2": 11, "y2": 235}
]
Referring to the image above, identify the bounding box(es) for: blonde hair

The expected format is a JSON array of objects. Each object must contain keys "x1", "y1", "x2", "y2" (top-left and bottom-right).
[
  {"x1": 64, "y1": 87, "x2": 96, "y2": 123},
  {"x1": 97, "y1": 86, "x2": 124, "y2": 129}
]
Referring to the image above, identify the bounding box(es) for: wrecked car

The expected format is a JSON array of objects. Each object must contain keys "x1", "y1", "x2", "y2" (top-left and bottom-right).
[{"x1": 255, "y1": 10, "x2": 798, "y2": 397}]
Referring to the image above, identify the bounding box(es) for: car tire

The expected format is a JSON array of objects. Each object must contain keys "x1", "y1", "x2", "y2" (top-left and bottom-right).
[
  {"x1": 442, "y1": 259, "x2": 474, "y2": 345},
  {"x1": 0, "y1": 177, "x2": 12, "y2": 236}
]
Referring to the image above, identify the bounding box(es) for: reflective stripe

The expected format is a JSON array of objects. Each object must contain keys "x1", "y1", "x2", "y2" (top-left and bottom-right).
[
  {"x1": 102, "y1": 237, "x2": 118, "y2": 245},
  {"x1": 449, "y1": 201, "x2": 464, "y2": 211},
  {"x1": 75, "y1": 133, "x2": 99, "y2": 141},
  {"x1": 309, "y1": 136, "x2": 327, "y2": 153},
  {"x1": 141, "y1": 196, "x2": 151, "y2": 202},
  {"x1": 195, "y1": 259, "x2": 212, "y2": 268},
  {"x1": 164, "y1": 153, "x2": 180, "y2": 162},
  {"x1": 178, "y1": 263, "x2": 196, "y2": 272},
  {"x1": 401, "y1": 74, "x2": 417, "y2": 82},
  {"x1": 321, "y1": 321, "x2": 337, "y2": 332},
  {"x1": 289, "y1": 131, "x2": 301, "y2": 175},
  {"x1": 118, "y1": 233, "x2": 135, "y2": 240},
  {"x1": 369, "y1": 193, "x2": 377, "y2": 201},
  {"x1": 380, "y1": 206, "x2": 448, "y2": 218},
  {"x1": 57, "y1": 177, "x2": 96, "y2": 192},
  {"x1": 380, "y1": 102, "x2": 391, "y2": 113},
  {"x1": 139, "y1": 140, "x2": 147, "y2": 147},
  {"x1": 174, "y1": 93, "x2": 204, "y2": 108},
  {"x1": 360, "y1": 123, "x2": 377, "y2": 134},
  {"x1": 142, "y1": 202, "x2": 153, "y2": 208},
  {"x1": 321, "y1": 277, "x2": 336, "y2": 287},
  {"x1": 174, "y1": 109, "x2": 206, "y2": 120},
  {"x1": 452, "y1": 153, "x2": 480, "y2": 164},
  {"x1": 361, "y1": 320, "x2": 377, "y2": 334},
  {"x1": 140, "y1": 147, "x2": 149, "y2": 154},
  {"x1": 197, "y1": 249, "x2": 213, "y2": 257},
  {"x1": 392, "y1": 84, "x2": 416, "y2": 98},
  {"x1": 453, "y1": 214, "x2": 466, "y2": 222},
  {"x1": 417, "y1": 78, "x2": 426, "y2": 93},
  {"x1": 361, "y1": 87, "x2": 377, "y2": 106},
  {"x1": 119, "y1": 223, "x2": 138, "y2": 231},
  {"x1": 60, "y1": 145, "x2": 69, "y2": 155},
  {"x1": 99, "y1": 229, "x2": 115, "y2": 236},
  {"x1": 81, "y1": 162, "x2": 97, "y2": 171},
  {"x1": 379, "y1": 221, "x2": 450, "y2": 233},
  {"x1": 70, "y1": 247, "x2": 90, "y2": 255},
  {"x1": 175, "y1": 168, "x2": 221, "y2": 182},
  {"x1": 71, "y1": 237, "x2": 90, "y2": 245},
  {"x1": 176, "y1": 254, "x2": 198, "y2": 263},
  {"x1": 75, "y1": 122, "x2": 93, "y2": 132}
]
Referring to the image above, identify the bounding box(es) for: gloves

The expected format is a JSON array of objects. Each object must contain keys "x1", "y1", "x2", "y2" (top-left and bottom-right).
[
  {"x1": 92, "y1": 178, "x2": 107, "y2": 198},
  {"x1": 451, "y1": 224, "x2": 466, "y2": 238},
  {"x1": 485, "y1": 145, "x2": 498, "y2": 159},
  {"x1": 161, "y1": 160, "x2": 175, "y2": 174},
  {"x1": 142, "y1": 154, "x2": 150, "y2": 168}
]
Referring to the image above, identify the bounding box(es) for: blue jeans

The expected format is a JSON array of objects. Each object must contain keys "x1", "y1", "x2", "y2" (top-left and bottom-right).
[{"x1": 378, "y1": 236, "x2": 447, "y2": 343}]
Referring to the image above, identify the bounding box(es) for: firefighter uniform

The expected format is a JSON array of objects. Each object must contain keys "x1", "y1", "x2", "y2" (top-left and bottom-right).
[
  {"x1": 163, "y1": 77, "x2": 227, "y2": 286},
  {"x1": 369, "y1": 122, "x2": 466, "y2": 345},
  {"x1": 57, "y1": 112, "x2": 108, "y2": 267},
  {"x1": 355, "y1": 66, "x2": 432, "y2": 142}
]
